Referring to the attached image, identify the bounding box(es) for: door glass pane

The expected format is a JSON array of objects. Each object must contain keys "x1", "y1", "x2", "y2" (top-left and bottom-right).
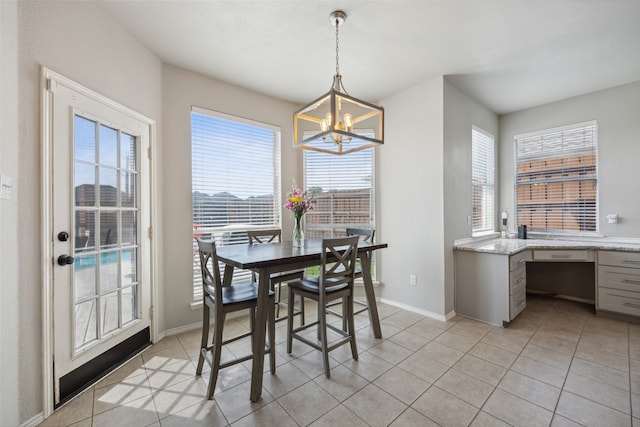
[
  {"x1": 99, "y1": 125, "x2": 118, "y2": 168},
  {"x1": 74, "y1": 255, "x2": 97, "y2": 301},
  {"x1": 100, "y1": 211, "x2": 118, "y2": 249},
  {"x1": 75, "y1": 299, "x2": 97, "y2": 347},
  {"x1": 120, "y1": 171, "x2": 136, "y2": 208},
  {"x1": 121, "y1": 286, "x2": 136, "y2": 325},
  {"x1": 100, "y1": 251, "x2": 119, "y2": 293},
  {"x1": 74, "y1": 115, "x2": 96, "y2": 163},
  {"x1": 74, "y1": 164, "x2": 96, "y2": 207},
  {"x1": 101, "y1": 292, "x2": 119, "y2": 335},
  {"x1": 121, "y1": 132, "x2": 136, "y2": 171},
  {"x1": 122, "y1": 211, "x2": 137, "y2": 246},
  {"x1": 75, "y1": 210, "x2": 96, "y2": 252},
  {"x1": 121, "y1": 249, "x2": 136, "y2": 285},
  {"x1": 99, "y1": 167, "x2": 118, "y2": 207}
]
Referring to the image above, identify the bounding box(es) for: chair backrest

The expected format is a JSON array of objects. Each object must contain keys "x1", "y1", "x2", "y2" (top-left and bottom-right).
[
  {"x1": 320, "y1": 236, "x2": 360, "y2": 293},
  {"x1": 197, "y1": 238, "x2": 223, "y2": 302},
  {"x1": 346, "y1": 228, "x2": 375, "y2": 243},
  {"x1": 247, "y1": 229, "x2": 282, "y2": 245}
]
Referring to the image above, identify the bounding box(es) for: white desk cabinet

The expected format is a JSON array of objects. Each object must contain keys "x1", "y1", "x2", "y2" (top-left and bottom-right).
[
  {"x1": 455, "y1": 249, "x2": 532, "y2": 326},
  {"x1": 598, "y1": 251, "x2": 640, "y2": 318}
]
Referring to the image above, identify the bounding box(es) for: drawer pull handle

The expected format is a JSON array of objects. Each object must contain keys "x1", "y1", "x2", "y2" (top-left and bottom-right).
[
  {"x1": 551, "y1": 254, "x2": 572, "y2": 259},
  {"x1": 515, "y1": 278, "x2": 525, "y2": 284},
  {"x1": 623, "y1": 279, "x2": 640, "y2": 285},
  {"x1": 623, "y1": 302, "x2": 640, "y2": 309},
  {"x1": 518, "y1": 259, "x2": 527, "y2": 264},
  {"x1": 623, "y1": 260, "x2": 640, "y2": 265}
]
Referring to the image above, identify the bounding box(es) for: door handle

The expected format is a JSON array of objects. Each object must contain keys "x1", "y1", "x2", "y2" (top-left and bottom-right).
[{"x1": 57, "y1": 255, "x2": 75, "y2": 266}]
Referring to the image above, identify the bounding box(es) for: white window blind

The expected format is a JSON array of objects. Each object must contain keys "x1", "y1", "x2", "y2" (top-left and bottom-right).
[
  {"x1": 191, "y1": 107, "x2": 281, "y2": 299},
  {"x1": 303, "y1": 148, "x2": 375, "y2": 238},
  {"x1": 472, "y1": 126, "x2": 495, "y2": 235},
  {"x1": 514, "y1": 121, "x2": 598, "y2": 235}
]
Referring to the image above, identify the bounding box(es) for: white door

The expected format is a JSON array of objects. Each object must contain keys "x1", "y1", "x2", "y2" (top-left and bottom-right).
[{"x1": 49, "y1": 77, "x2": 152, "y2": 405}]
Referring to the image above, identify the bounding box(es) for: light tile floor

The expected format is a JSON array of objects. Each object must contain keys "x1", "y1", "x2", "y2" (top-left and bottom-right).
[{"x1": 39, "y1": 295, "x2": 640, "y2": 426}]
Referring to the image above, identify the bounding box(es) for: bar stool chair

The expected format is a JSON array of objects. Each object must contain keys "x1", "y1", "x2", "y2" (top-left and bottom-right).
[
  {"x1": 286, "y1": 236, "x2": 359, "y2": 378},
  {"x1": 326, "y1": 228, "x2": 375, "y2": 330},
  {"x1": 195, "y1": 238, "x2": 276, "y2": 399},
  {"x1": 247, "y1": 229, "x2": 305, "y2": 323}
]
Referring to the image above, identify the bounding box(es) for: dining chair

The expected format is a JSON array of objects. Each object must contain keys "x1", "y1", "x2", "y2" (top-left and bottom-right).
[
  {"x1": 286, "y1": 236, "x2": 359, "y2": 378},
  {"x1": 326, "y1": 228, "x2": 375, "y2": 331},
  {"x1": 247, "y1": 229, "x2": 306, "y2": 323},
  {"x1": 195, "y1": 238, "x2": 276, "y2": 399}
]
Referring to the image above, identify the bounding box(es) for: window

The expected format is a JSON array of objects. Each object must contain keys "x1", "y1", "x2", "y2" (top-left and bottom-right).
[
  {"x1": 303, "y1": 148, "x2": 375, "y2": 278},
  {"x1": 514, "y1": 121, "x2": 598, "y2": 235},
  {"x1": 472, "y1": 126, "x2": 495, "y2": 235},
  {"x1": 191, "y1": 107, "x2": 281, "y2": 299}
]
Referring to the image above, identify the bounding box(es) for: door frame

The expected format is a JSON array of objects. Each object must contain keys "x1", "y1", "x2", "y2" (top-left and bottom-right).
[{"x1": 40, "y1": 67, "x2": 159, "y2": 417}]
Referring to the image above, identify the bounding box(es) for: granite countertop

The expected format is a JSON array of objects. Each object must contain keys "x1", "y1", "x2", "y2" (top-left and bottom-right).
[{"x1": 454, "y1": 237, "x2": 640, "y2": 255}]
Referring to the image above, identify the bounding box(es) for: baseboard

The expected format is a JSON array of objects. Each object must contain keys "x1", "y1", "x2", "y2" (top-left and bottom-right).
[
  {"x1": 20, "y1": 412, "x2": 44, "y2": 427},
  {"x1": 380, "y1": 298, "x2": 453, "y2": 322}
]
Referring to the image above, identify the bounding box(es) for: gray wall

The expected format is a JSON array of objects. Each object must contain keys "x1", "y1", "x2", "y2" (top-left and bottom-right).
[
  {"x1": 443, "y1": 79, "x2": 499, "y2": 314},
  {"x1": 161, "y1": 64, "x2": 299, "y2": 331},
  {"x1": 377, "y1": 76, "x2": 498, "y2": 319},
  {"x1": 1, "y1": 2, "x2": 20, "y2": 425},
  {"x1": 378, "y1": 76, "x2": 446, "y2": 315},
  {"x1": 499, "y1": 81, "x2": 640, "y2": 238}
]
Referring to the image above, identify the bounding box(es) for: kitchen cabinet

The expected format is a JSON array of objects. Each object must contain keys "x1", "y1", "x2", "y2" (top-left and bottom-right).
[
  {"x1": 455, "y1": 249, "x2": 532, "y2": 326},
  {"x1": 598, "y1": 251, "x2": 640, "y2": 318}
]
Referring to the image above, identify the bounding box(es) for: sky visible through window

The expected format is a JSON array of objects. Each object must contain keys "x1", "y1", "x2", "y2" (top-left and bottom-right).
[{"x1": 191, "y1": 112, "x2": 276, "y2": 199}]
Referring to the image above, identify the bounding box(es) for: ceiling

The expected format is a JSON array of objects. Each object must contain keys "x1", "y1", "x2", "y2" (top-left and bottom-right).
[{"x1": 95, "y1": 0, "x2": 640, "y2": 115}]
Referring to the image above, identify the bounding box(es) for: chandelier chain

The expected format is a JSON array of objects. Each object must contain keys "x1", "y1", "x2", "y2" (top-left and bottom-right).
[{"x1": 335, "y1": 17, "x2": 340, "y2": 76}]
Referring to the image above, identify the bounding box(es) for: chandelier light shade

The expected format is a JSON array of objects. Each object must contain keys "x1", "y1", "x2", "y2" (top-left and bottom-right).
[{"x1": 294, "y1": 10, "x2": 384, "y2": 155}]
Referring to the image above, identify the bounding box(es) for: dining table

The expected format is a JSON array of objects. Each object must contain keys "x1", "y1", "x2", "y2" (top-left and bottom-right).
[{"x1": 215, "y1": 238, "x2": 388, "y2": 402}]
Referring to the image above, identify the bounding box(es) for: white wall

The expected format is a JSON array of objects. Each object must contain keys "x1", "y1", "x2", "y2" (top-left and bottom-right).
[
  {"x1": 443, "y1": 79, "x2": 498, "y2": 313},
  {"x1": 378, "y1": 76, "x2": 446, "y2": 315},
  {"x1": 1, "y1": 2, "x2": 20, "y2": 425},
  {"x1": 499, "y1": 80, "x2": 640, "y2": 238},
  {"x1": 15, "y1": 1, "x2": 162, "y2": 422},
  {"x1": 160, "y1": 64, "x2": 299, "y2": 331}
]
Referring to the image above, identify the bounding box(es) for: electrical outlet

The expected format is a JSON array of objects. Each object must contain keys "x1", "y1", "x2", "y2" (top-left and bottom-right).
[{"x1": 410, "y1": 274, "x2": 417, "y2": 286}]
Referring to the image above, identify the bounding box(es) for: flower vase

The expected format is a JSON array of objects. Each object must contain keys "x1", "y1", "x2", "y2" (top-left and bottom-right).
[{"x1": 292, "y1": 216, "x2": 305, "y2": 248}]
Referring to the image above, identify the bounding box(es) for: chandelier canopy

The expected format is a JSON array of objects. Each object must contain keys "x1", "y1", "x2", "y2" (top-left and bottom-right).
[{"x1": 293, "y1": 10, "x2": 384, "y2": 155}]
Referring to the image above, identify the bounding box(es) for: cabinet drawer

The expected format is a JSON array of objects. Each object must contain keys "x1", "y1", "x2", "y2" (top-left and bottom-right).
[
  {"x1": 510, "y1": 286, "x2": 526, "y2": 320},
  {"x1": 510, "y1": 265, "x2": 526, "y2": 294},
  {"x1": 598, "y1": 287, "x2": 640, "y2": 317},
  {"x1": 598, "y1": 266, "x2": 640, "y2": 292},
  {"x1": 599, "y1": 251, "x2": 640, "y2": 269},
  {"x1": 509, "y1": 250, "x2": 532, "y2": 271},
  {"x1": 533, "y1": 250, "x2": 594, "y2": 262}
]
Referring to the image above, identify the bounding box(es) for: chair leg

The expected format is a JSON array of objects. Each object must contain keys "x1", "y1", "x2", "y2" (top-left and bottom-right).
[
  {"x1": 274, "y1": 281, "x2": 281, "y2": 319},
  {"x1": 249, "y1": 306, "x2": 256, "y2": 355},
  {"x1": 319, "y1": 298, "x2": 331, "y2": 378},
  {"x1": 196, "y1": 302, "x2": 210, "y2": 375},
  {"x1": 300, "y1": 294, "x2": 305, "y2": 326},
  {"x1": 207, "y1": 310, "x2": 225, "y2": 400},
  {"x1": 287, "y1": 287, "x2": 294, "y2": 354},
  {"x1": 342, "y1": 299, "x2": 348, "y2": 332},
  {"x1": 347, "y1": 295, "x2": 358, "y2": 361},
  {"x1": 269, "y1": 296, "x2": 276, "y2": 374}
]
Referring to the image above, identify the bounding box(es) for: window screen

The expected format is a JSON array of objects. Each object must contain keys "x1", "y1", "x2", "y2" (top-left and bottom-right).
[
  {"x1": 514, "y1": 121, "x2": 598, "y2": 234},
  {"x1": 191, "y1": 107, "x2": 281, "y2": 299},
  {"x1": 472, "y1": 126, "x2": 495, "y2": 235}
]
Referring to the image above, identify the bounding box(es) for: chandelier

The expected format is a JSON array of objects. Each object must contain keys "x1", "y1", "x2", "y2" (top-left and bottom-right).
[{"x1": 293, "y1": 10, "x2": 384, "y2": 155}]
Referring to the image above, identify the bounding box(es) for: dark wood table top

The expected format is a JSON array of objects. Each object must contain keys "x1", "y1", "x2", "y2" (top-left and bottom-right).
[{"x1": 216, "y1": 239, "x2": 388, "y2": 270}]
